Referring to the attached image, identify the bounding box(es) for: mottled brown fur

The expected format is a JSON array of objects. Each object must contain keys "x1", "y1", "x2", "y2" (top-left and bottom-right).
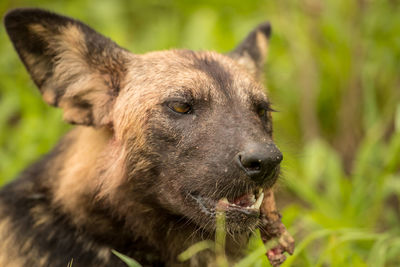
[{"x1": 1, "y1": 8, "x2": 281, "y2": 267}]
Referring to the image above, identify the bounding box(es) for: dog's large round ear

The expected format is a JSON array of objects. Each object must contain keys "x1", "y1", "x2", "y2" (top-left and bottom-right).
[
  {"x1": 4, "y1": 8, "x2": 130, "y2": 126},
  {"x1": 228, "y1": 22, "x2": 271, "y2": 80}
]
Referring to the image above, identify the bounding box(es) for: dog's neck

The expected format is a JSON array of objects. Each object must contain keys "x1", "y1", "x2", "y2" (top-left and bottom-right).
[{"x1": 48, "y1": 127, "x2": 111, "y2": 220}]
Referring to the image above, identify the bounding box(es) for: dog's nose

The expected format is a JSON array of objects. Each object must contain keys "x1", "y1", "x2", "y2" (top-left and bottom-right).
[{"x1": 235, "y1": 143, "x2": 282, "y2": 183}]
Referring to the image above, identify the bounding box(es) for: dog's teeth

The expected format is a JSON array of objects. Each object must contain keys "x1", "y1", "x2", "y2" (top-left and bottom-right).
[
  {"x1": 254, "y1": 188, "x2": 263, "y2": 198},
  {"x1": 254, "y1": 192, "x2": 264, "y2": 210},
  {"x1": 220, "y1": 197, "x2": 229, "y2": 204},
  {"x1": 250, "y1": 194, "x2": 256, "y2": 203}
]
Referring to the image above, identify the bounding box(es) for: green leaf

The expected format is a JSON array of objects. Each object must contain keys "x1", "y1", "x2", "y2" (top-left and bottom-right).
[{"x1": 112, "y1": 250, "x2": 142, "y2": 267}]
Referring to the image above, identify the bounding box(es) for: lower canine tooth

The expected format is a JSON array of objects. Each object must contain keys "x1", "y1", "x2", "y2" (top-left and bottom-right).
[
  {"x1": 254, "y1": 192, "x2": 264, "y2": 210},
  {"x1": 220, "y1": 197, "x2": 229, "y2": 204}
]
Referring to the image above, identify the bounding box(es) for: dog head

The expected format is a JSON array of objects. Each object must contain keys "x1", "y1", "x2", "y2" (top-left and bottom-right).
[{"x1": 5, "y1": 8, "x2": 282, "y2": 234}]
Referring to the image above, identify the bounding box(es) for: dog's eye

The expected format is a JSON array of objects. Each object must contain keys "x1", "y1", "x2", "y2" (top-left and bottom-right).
[
  {"x1": 256, "y1": 103, "x2": 275, "y2": 119},
  {"x1": 257, "y1": 107, "x2": 270, "y2": 120},
  {"x1": 257, "y1": 108, "x2": 266, "y2": 117},
  {"x1": 168, "y1": 102, "x2": 192, "y2": 114}
]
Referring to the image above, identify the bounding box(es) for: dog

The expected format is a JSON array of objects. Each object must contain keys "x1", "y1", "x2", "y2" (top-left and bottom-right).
[{"x1": 1, "y1": 8, "x2": 293, "y2": 266}]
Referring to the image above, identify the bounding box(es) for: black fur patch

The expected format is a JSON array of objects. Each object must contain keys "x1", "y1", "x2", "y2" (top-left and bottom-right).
[{"x1": 191, "y1": 56, "x2": 234, "y2": 98}]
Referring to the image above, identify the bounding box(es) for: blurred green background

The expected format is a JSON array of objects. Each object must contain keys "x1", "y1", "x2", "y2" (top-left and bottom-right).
[{"x1": 1, "y1": 0, "x2": 399, "y2": 266}]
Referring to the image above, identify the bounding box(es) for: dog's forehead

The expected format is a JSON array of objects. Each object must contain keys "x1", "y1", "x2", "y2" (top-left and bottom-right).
[{"x1": 130, "y1": 49, "x2": 268, "y2": 103}]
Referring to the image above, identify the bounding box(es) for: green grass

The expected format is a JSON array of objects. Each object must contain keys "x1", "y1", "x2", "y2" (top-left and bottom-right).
[
  {"x1": 112, "y1": 250, "x2": 142, "y2": 267},
  {"x1": 1, "y1": 0, "x2": 399, "y2": 266}
]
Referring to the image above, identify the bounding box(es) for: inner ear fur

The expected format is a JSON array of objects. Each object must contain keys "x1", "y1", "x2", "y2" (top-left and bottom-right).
[
  {"x1": 4, "y1": 8, "x2": 129, "y2": 126},
  {"x1": 228, "y1": 22, "x2": 271, "y2": 80}
]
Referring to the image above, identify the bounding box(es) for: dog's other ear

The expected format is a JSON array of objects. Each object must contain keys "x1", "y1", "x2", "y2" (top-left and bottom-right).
[
  {"x1": 228, "y1": 22, "x2": 271, "y2": 80},
  {"x1": 4, "y1": 8, "x2": 129, "y2": 126}
]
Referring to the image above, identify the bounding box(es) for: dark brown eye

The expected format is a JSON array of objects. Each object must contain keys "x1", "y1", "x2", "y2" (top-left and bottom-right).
[
  {"x1": 257, "y1": 108, "x2": 266, "y2": 117},
  {"x1": 168, "y1": 102, "x2": 192, "y2": 114},
  {"x1": 256, "y1": 102, "x2": 275, "y2": 119}
]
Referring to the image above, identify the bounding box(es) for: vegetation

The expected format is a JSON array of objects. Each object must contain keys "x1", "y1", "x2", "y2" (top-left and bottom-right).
[{"x1": 1, "y1": 0, "x2": 399, "y2": 266}]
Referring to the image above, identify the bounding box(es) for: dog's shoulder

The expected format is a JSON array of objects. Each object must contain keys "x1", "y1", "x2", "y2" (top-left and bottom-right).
[{"x1": 0, "y1": 143, "x2": 127, "y2": 267}]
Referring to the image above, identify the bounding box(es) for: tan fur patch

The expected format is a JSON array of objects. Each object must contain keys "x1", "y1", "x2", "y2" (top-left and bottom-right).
[
  {"x1": 0, "y1": 214, "x2": 25, "y2": 266},
  {"x1": 51, "y1": 127, "x2": 113, "y2": 222},
  {"x1": 255, "y1": 30, "x2": 269, "y2": 62}
]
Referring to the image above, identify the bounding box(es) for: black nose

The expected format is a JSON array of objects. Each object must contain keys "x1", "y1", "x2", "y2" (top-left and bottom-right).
[{"x1": 235, "y1": 143, "x2": 283, "y2": 183}]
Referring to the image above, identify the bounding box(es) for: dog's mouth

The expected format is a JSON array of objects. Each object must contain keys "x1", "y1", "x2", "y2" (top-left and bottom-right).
[
  {"x1": 181, "y1": 169, "x2": 280, "y2": 232},
  {"x1": 217, "y1": 188, "x2": 264, "y2": 212},
  {"x1": 189, "y1": 187, "x2": 265, "y2": 217}
]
